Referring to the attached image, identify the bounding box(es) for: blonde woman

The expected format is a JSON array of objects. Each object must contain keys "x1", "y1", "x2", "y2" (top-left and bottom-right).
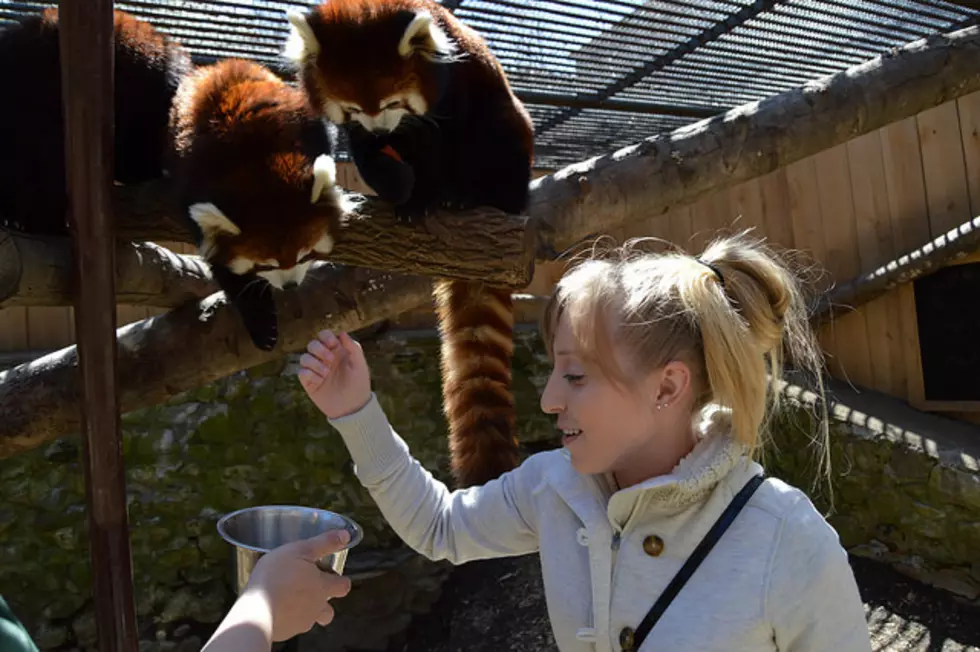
[{"x1": 298, "y1": 232, "x2": 871, "y2": 652}]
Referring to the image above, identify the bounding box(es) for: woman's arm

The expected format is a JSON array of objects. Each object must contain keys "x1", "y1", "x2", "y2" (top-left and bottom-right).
[
  {"x1": 300, "y1": 330, "x2": 543, "y2": 565},
  {"x1": 328, "y1": 392, "x2": 542, "y2": 564}
]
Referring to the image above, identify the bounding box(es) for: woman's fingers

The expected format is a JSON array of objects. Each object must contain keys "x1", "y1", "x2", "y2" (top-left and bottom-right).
[
  {"x1": 307, "y1": 338, "x2": 335, "y2": 365},
  {"x1": 315, "y1": 603, "x2": 335, "y2": 627},
  {"x1": 317, "y1": 329, "x2": 341, "y2": 351},
  {"x1": 338, "y1": 331, "x2": 361, "y2": 356},
  {"x1": 297, "y1": 369, "x2": 321, "y2": 392},
  {"x1": 299, "y1": 352, "x2": 330, "y2": 378}
]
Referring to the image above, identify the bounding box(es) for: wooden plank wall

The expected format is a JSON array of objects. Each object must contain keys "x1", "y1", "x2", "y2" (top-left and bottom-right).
[
  {"x1": 586, "y1": 90, "x2": 980, "y2": 409},
  {"x1": 2, "y1": 90, "x2": 979, "y2": 412}
]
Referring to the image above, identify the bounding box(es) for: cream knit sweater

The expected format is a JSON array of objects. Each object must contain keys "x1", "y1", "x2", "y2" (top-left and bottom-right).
[{"x1": 328, "y1": 394, "x2": 872, "y2": 652}]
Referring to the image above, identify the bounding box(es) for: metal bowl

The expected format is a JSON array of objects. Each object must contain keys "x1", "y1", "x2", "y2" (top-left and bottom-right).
[{"x1": 216, "y1": 505, "x2": 364, "y2": 594}]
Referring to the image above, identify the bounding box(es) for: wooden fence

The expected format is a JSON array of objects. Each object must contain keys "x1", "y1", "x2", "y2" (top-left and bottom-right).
[{"x1": 2, "y1": 91, "x2": 979, "y2": 416}]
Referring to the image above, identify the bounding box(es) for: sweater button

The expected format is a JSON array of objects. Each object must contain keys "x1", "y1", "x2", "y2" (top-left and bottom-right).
[
  {"x1": 642, "y1": 534, "x2": 664, "y2": 556},
  {"x1": 619, "y1": 626, "x2": 635, "y2": 650}
]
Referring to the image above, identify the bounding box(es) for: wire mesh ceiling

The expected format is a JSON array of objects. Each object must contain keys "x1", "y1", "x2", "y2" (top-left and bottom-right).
[{"x1": 2, "y1": 0, "x2": 978, "y2": 168}]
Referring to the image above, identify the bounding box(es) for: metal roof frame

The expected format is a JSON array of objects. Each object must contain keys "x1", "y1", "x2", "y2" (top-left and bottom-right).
[{"x1": 4, "y1": 0, "x2": 976, "y2": 167}]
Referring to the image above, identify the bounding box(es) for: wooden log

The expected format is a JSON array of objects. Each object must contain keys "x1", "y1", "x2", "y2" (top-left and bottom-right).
[
  {"x1": 57, "y1": 1, "x2": 140, "y2": 650},
  {"x1": 813, "y1": 216, "x2": 980, "y2": 323},
  {"x1": 0, "y1": 264, "x2": 433, "y2": 459},
  {"x1": 530, "y1": 24, "x2": 980, "y2": 255},
  {"x1": 0, "y1": 228, "x2": 215, "y2": 308},
  {"x1": 7, "y1": 24, "x2": 980, "y2": 457},
  {"x1": 111, "y1": 184, "x2": 537, "y2": 288}
]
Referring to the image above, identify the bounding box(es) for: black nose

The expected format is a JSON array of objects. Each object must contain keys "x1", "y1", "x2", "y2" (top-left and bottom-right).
[{"x1": 282, "y1": 281, "x2": 298, "y2": 290}]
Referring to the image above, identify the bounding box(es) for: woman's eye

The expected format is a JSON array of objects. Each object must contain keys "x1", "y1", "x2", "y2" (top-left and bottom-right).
[{"x1": 564, "y1": 374, "x2": 585, "y2": 384}]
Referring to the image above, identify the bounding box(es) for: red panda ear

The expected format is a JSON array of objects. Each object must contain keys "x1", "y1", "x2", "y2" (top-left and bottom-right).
[
  {"x1": 189, "y1": 202, "x2": 241, "y2": 238},
  {"x1": 310, "y1": 154, "x2": 337, "y2": 204},
  {"x1": 398, "y1": 11, "x2": 455, "y2": 60},
  {"x1": 283, "y1": 9, "x2": 319, "y2": 63}
]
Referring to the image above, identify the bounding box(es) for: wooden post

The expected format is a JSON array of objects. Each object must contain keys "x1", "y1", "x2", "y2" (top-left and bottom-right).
[{"x1": 58, "y1": 2, "x2": 139, "y2": 651}]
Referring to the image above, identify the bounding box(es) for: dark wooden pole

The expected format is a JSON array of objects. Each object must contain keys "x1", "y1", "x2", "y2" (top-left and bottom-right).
[{"x1": 58, "y1": 2, "x2": 139, "y2": 651}]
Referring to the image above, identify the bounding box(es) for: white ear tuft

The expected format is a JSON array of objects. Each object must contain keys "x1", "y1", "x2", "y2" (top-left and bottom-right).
[
  {"x1": 311, "y1": 154, "x2": 337, "y2": 203},
  {"x1": 283, "y1": 9, "x2": 319, "y2": 63},
  {"x1": 189, "y1": 202, "x2": 240, "y2": 237},
  {"x1": 398, "y1": 11, "x2": 455, "y2": 59}
]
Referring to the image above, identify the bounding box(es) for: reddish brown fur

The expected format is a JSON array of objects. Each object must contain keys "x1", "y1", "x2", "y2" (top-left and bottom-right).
[
  {"x1": 435, "y1": 281, "x2": 519, "y2": 486},
  {"x1": 169, "y1": 58, "x2": 341, "y2": 269},
  {"x1": 297, "y1": 0, "x2": 534, "y2": 158},
  {"x1": 294, "y1": 0, "x2": 533, "y2": 487}
]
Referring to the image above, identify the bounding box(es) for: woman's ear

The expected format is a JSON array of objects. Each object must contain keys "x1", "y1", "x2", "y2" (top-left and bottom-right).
[{"x1": 651, "y1": 360, "x2": 692, "y2": 410}]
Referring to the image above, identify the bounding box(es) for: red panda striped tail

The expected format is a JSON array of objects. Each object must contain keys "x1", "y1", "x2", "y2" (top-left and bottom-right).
[{"x1": 433, "y1": 278, "x2": 519, "y2": 487}]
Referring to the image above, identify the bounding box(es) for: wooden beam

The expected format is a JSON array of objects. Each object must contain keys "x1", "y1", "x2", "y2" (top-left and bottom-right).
[
  {"x1": 7, "y1": 25, "x2": 980, "y2": 457},
  {"x1": 107, "y1": 184, "x2": 538, "y2": 288},
  {"x1": 58, "y1": 1, "x2": 139, "y2": 650},
  {"x1": 813, "y1": 216, "x2": 980, "y2": 323},
  {"x1": 0, "y1": 265, "x2": 433, "y2": 459},
  {"x1": 530, "y1": 24, "x2": 980, "y2": 255},
  {"x1": 0, "y1": 229, "x2": 215, "y2": 308}
]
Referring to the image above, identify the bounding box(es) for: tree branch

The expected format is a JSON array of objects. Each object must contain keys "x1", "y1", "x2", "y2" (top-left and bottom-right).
[
  {"x1": 0, "y1": 228, "x2": 216, "y2": 308},
  {"x1": 530, "y1": 24, "x2": 980, "y2": 254},
  {"x1": 0, "y1": 263, "x2": 434, "y2": 458},
  {"x1": 5, "y1": 25, "x2": 980, "y2": 457},
  {"x1": 110, "y1": 184, "x2": 537, "y2": 288}
]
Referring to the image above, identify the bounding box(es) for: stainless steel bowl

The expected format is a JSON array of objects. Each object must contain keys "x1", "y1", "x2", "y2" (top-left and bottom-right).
[{"x1": 216, "y1": 505, "x2": 364, "y2": 594}]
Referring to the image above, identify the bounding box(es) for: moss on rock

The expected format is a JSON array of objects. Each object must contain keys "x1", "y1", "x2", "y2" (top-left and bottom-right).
[{"x1": 0, "y1": 331, "x2": 559, "y2": 649}]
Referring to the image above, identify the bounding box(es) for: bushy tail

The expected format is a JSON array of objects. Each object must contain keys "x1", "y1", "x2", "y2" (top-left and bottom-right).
[{"x1": 433, "y1": 278, "x2": 519, "y2": 487}]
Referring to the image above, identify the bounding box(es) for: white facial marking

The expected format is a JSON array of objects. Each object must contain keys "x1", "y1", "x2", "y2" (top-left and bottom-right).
[
  {"x1": 311, "y1": 154, "x2": 337, "y2": 203},
  {"x1": 227, "y1": 256, "x2": 254, "y2": 276},
  {"x1": 313, "y1": 232, "x2": 334, "y2": 255},
  {"x1": 323, "y1": 100, "x2": 347, "y2": 125},
  {"x1": 258, "y1": 261, "x2": 311, "y2": 289},
  {"x1": 398, "y1": 11, "x2": 455, "y2": 60},
  {"x1": 188, "y1": 202, "x2": 240, "y2": 237},
  {"x1": 283, "y1": 9, "x2": 319, "y2": 63},
  {"x1": 405, "y1": 90, "x2": 428, "y2": 115}
]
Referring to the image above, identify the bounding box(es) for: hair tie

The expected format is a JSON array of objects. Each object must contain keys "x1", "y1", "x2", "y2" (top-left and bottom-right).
[{"x1": 697, "y1": 258, "x2": 724, "y2": 285}]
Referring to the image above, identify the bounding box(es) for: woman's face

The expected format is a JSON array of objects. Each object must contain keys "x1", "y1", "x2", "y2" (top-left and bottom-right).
[{"x1": 539, "y1": 311, "x2": 663, "y2": 477}]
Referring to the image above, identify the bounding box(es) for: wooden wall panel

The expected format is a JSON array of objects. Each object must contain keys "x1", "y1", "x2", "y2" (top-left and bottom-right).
[{"x1": 846, "y1": 131, "x2": 905, "y2": 398}]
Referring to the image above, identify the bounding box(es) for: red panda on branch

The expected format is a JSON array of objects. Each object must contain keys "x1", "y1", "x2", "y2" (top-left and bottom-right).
[
  {"x1": 283, "y1": 0, "x2": 534, "y2": 487},
  {"x1": 168, "y1": 58, "x2": 354, "y2": 351},
  {"x1": 0, "y1": 8, "x2": 191, "y2": 235}
]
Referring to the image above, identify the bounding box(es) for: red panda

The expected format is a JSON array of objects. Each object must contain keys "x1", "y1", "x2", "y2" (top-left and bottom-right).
[
  {"x1": 284, "y1": 0, "x2": 534, "y2": 487},
  {"x1": 168, "y1": 58, "x2": 352, "y2": 351},
  {"x1": 0, "y1": 8, "x2": 192, "y2": 235}
]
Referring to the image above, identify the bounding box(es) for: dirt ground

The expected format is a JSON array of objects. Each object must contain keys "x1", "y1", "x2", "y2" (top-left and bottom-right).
[{"x1": 392, "y1": 553, "x2": 980, "y2": 652}]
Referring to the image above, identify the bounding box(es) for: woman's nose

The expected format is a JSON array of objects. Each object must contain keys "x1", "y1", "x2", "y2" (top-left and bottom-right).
[{"x1": 540, "y1": 373, "x2": 563, "y2": 414}]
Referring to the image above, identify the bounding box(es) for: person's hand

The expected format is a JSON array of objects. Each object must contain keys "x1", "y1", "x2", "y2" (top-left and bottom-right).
[
  {"x1": 298, "y1": 330, "x2": 372, "y2": 419},
  {"x1": 243, "y1": 528, "x2": 353, "y2": 641}
]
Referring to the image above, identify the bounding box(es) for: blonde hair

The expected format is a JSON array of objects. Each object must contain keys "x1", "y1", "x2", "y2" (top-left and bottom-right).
[{"x1": 541, "y1": 230, "x2": 829, "y2": 468}]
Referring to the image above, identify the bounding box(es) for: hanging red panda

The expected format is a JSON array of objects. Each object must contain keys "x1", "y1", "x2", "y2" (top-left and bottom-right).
[{"x1": 284, "y1": 0, "x2": 535, "y2": 487}]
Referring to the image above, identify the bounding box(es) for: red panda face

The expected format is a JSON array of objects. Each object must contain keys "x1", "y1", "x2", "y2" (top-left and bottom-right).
[
  {"x1": 283, "y1": 1, "x2": 456, "y2": 133},
  {"x1": 187, "y1": 153, "x2": 346, "y2": 290},
  {"x1": 171, "y1": 59, "x2": 350, "y2": 291}
]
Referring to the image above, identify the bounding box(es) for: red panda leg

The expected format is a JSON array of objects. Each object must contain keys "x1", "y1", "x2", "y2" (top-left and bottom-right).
[{"x1": 433, "y1": 278, "x2": 519, "y2": 487}]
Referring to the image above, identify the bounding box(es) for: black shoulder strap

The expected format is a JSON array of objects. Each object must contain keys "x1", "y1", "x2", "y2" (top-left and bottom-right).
[{"x1": 629, "y1": 472, "x2": 766, "y2": 651}]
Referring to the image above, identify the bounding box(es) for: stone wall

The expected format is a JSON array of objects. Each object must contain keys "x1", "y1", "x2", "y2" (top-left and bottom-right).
[
  {"x1": 768, "y1": 380, "x2": 980, "y2": 604},
  {"x1": 1, "y1": 330, "x2": 979, "y2": 650},
  {"x1": 0, "y1": 330, "x2": 555, "y2": 651}
]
